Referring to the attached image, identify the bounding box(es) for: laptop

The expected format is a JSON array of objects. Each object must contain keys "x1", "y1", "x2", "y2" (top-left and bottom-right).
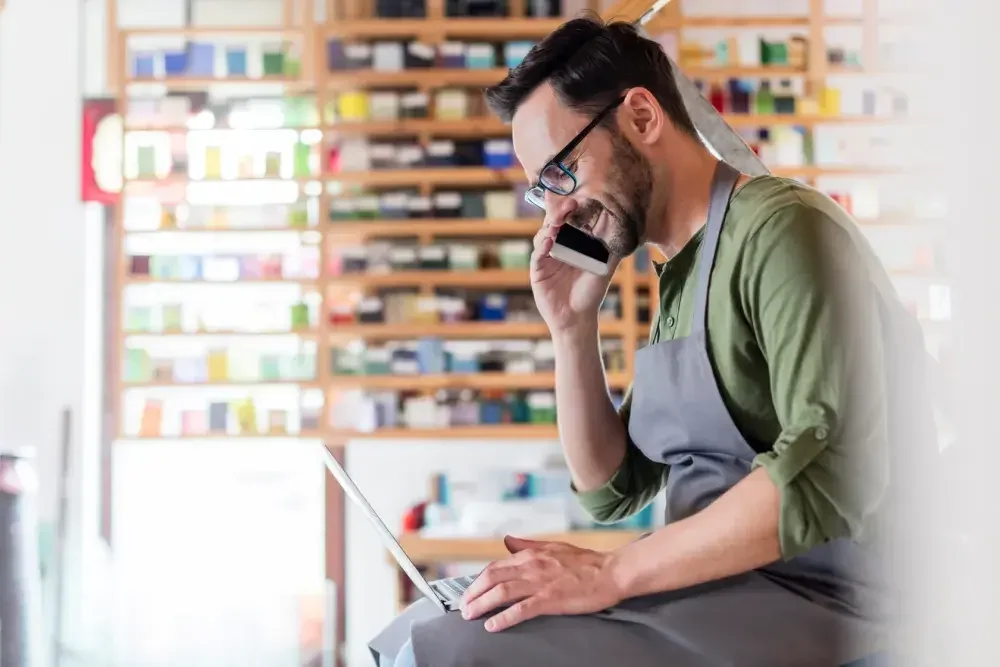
[{"x1": 320, "y1": 446, "x2": 477, "y2": 613}]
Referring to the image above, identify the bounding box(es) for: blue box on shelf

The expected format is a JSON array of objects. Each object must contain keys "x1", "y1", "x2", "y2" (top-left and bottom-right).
[
  {"x1": 163, "y1": 50, "x2": 189, "y2": 76},
  {"x1": 132, "y1": 52, "x2": 156, "y2": 78},
  {"x1": 187, "y1": 43, "x2": 215, "y2": 76},
  {"x1": 449, "y1": 354, "x2": 480, "y2": 374},
  {"x1": 480, "y1": 399, "x2": 506, "y2": 425},
  {"x1": 479, "y1": 293, "x2": 507, "y2": 321},
  {"x1": 416, "y1": 338, "x2": 447, "y2": 374},
  {"x1": 226, "y1": 47, "x2": 248, "y2": 76},
  {"x1": 483, "y1": 139, "x2": 514, "y2": 168}
]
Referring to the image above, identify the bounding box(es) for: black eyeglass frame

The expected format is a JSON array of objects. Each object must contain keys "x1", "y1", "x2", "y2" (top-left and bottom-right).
[{"x1": 524, "y1": 95, "x2": 627, "y2": 211}]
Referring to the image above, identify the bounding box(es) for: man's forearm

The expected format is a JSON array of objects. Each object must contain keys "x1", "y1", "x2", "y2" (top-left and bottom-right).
[
  {"x1": 552, "y1": 322, "x2": 628, "y2": 492},
  {"x1": 609, "y1": 467, "x2": 783, "y2": 598}
]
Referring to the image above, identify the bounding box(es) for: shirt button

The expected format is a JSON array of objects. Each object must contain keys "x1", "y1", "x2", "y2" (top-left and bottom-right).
[
  {"x1": 814, "y1": 427, "x2": 828, "y2": 440},
  {"x1": 665, "y1": 315, "x2": 676, "y2": 328}
]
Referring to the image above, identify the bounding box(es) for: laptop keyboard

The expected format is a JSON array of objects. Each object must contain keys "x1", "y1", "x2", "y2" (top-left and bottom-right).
[{"x1": 434, "y1": 575, "x2": 476, "y2": 600}]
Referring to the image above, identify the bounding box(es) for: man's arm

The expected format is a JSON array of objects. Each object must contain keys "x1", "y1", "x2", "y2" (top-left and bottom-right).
[
  {"x1": 552, "y1": 324, "x2": 629, "y2": 491},
  {"x1": 554, "y1": 325, "x2": 668, "y2": 521},
  {"x1": 616, "y1": 202, "x2": 890, "y2": 592}
]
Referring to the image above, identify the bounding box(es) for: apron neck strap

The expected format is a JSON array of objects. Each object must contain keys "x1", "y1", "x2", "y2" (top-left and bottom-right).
[{"x1": 690, "y1": 160, "x2": 741, "y2": 335}]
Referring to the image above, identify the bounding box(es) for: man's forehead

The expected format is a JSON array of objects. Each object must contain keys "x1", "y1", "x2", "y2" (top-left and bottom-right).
[{"x1": 511, "y1": 84, "x2": 584, "y2": 174}]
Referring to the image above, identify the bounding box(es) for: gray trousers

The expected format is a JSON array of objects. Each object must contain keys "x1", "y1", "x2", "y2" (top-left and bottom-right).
[{"x1": 370, "y1": 571, "x2": 887, "y2": 667}]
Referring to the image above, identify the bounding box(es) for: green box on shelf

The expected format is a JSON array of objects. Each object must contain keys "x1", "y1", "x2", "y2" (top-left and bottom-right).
[
  {"x1": 259, "y1": 355, "x2": 282, "y2": 381},
  {"x1": 331, "y1": 349, "x2": 362, "y2": 375},
  {"x1": 123, "y1": 349, "x2": 151, "y2": 383},
  {"x1": 283, "y1": 55, "x2": 302, "y2": 77},
  {"x1": 262, "y1": 49, "x2": 286, "y2": 76},
  {"x1": 288, "y1": 204, "x2": 309, "y2": 229},
  {"x1": 125, "y1": 306, "x2": 152, "y2": 332},
  {"x1": 284, "y1": 97, "x2": 315, "y2": 127},
  {"x1": 290, "y1": 302, "x2": 310, "y2": 329},
  {"x1": 287, "y1": 352, "x2": 316, "y2": 380},
  {"x1": 293, "y1": 142, "x2": 311, "y2": 178},
  {"x1": 162, "y1": 304, "x2": 183, "y2": 332}
]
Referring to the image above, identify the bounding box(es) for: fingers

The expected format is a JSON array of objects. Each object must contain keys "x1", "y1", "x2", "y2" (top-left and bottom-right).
[
  {"x1": 484, "y1": 593, "x2": 554, "y2": 632},
  {"x1": 504, "y1": 535, "x2": 551, "y2": 554},
  {"x1": 461, "y1": 576, "x2": 538, "y2": 621}
]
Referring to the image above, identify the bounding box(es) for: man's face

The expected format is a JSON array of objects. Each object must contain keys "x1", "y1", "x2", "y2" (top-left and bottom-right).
[{"x1": 511, "y1": 84, "x2": 653, "y2": 258}]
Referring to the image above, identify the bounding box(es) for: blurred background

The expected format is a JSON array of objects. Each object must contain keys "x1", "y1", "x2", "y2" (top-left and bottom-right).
[{"x1": 0, "y1": 0, "x2": 950, "y2": 666}]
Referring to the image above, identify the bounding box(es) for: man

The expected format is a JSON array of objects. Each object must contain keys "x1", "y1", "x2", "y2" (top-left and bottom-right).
[{"x1": 373, "y1": 15, "x2": 936, "y2": 667}]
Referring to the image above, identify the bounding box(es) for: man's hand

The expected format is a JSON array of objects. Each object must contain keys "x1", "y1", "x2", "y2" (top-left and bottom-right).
[{"x1": 459, "y1": 535, "x2": 624, "y2": 632}]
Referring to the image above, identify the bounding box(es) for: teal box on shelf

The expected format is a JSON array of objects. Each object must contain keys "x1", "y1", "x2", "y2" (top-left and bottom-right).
[
  {"x1": 465, "y1": 44, "x2": 495, "y2": 69},
  {"x1": 226, "y1": 47, "x2": 248, "y2": 76},
  {"x1": 504, "y1": 41, "x2": 534, "y2": 68}
]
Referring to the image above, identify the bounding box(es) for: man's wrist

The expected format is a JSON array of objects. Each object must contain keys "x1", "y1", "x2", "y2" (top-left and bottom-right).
[
  {"x1": 550, "y1": 319, "x2": 601, "y2": 349},
  {"x1": 607, "y1": 540, "x2": 645, "y2": 601}
]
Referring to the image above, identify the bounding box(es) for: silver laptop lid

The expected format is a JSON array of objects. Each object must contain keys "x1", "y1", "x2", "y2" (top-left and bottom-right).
[{"x1": 319, "y1": 446, "x2": 447, "y2": 612}]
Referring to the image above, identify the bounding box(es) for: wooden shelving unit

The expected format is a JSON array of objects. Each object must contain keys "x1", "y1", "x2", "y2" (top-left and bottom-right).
[{"x1": 106, "y1": 0, "x2": 940, "y2": 490}]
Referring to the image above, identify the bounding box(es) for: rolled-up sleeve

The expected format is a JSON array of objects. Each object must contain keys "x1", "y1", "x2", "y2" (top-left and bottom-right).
[
  {"x1": 743, "y1": 203, "x2": 890, "y2": 559},
  {"x1": 571, "y1": 384, "x2": 669, "y2": 523}
]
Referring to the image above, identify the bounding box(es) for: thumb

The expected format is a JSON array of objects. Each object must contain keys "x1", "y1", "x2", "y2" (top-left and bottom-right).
[{"x1": 503, "y1": 535, "x2": 548, "y2": 553}]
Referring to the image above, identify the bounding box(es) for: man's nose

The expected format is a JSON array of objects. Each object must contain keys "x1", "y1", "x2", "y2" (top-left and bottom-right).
[{"x1": 543, "y1": 190, "x2": 578, "y2": 221}]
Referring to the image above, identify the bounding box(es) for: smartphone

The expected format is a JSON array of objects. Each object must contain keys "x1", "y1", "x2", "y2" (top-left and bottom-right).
[{"x1": 550, "y1": 224, "x2": 612, "y2": 276}]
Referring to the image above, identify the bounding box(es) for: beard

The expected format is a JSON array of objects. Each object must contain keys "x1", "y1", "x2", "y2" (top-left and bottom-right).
[{"x1": 566, "y1": 129, "x2": 653, "y2": 258}]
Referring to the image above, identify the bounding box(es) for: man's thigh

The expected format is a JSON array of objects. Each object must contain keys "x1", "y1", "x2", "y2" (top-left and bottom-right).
[{"x1": 405, "y1": 572, "x2": 884, "y2": 667}]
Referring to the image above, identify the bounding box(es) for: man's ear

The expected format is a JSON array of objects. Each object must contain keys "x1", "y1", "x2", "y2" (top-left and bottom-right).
[{"x1": 620, "y1": 87, "x2": 663, "y2": 147}]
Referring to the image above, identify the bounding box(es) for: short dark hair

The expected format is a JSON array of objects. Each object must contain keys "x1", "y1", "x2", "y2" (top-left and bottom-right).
[{"x1": 484, "y1": 14, "x2": 698, "y2": 138}]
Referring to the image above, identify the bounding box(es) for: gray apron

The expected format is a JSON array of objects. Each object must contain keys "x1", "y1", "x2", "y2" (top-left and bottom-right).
[{"x1": 370, "y1": 161, "x2": 890, "y2": 667}]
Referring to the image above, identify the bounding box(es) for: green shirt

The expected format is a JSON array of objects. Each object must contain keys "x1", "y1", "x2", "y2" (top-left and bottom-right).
[{"x1": 575, "y1": 175, "x2": 898, "y2": 559}]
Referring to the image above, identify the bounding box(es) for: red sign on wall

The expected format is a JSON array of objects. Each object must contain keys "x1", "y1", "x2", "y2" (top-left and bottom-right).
[{"x1": 81, "y1": 98, "x2": 122, "y2": 204}]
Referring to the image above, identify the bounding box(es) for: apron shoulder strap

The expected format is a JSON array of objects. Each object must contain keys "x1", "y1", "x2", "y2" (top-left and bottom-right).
[{"x1": 691, "y1": 161, "x2": 741, "y2": 335}]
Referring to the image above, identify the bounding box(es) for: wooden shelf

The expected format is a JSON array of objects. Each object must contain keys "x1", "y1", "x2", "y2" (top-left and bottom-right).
[
  {"x1": 125, "y1": 226, "x2": 319, "y2": 234},
  {"x1": 770, "y1": 165, "x2": 903, "y2": 178},
  {"x1": 122, "y1": 26, "x2": 303, "y2": 36},
  {"x1": 327, "y1": 218, "x2": 538, "y2": 237},
  {"x1": 328, "y1": 319, "x2": 625, "y2": 340},
  {"x1": 327, "y1": 268, "x2": 531, "y2": 288},
  {"x1": 331, "y1": 424, "x2": 560, "y2": 440},
  {"x1": 325, "y1": 18, "x2": 561, "y2": 39},
  {"x1": 125, "y1": 175, "x2": 315, "y2": 186},
  {"x1": 122, "y1": 379, "x2": 322, "y2": 388},
  {"x1": 327, "y1": 268, "x2": 624, "y2": 289},
  {"x1": 119, "y1": 431, "x2": 325, "y2": 440},
  {"x1": 326, "y1": 117, "x2": 508, "y2": 137},
  {"x1": 328, "y1": 372, "x2": 631, "y2": 391},
  {"x1": 324, "y1": 167, "x2": 523, "y2": 187},
  {"x1": 326, "y1": 68, "x2": 508, "y2": 89},
  {"x1": 124, "y1": 329, "x2": 320, "y2": 338},
  {"x1": 126, "y1": 76, "x2": 312, "y2": 89},
  {"x1": 396, "y1": 530, "x2": 643, "y2": 565},
  {"x1": 683, "y1": 66, "x2": 807, "y2": 79},
  {"x1": 124, "y1": 276, "x2": 319, "y2": 286},
  {"x1": 722, "y1": 113, "x2": 907, "y2": 126}
]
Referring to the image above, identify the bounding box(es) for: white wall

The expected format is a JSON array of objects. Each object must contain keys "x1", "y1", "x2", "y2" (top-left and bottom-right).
[{"x1": 0, "y1": 0, "x2": 100, "y2": 656}]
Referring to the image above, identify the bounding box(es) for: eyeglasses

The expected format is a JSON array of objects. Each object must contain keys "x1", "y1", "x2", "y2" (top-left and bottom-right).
[{"x1": 524, "y1": 96, "x2": 627, "y2": 211}]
